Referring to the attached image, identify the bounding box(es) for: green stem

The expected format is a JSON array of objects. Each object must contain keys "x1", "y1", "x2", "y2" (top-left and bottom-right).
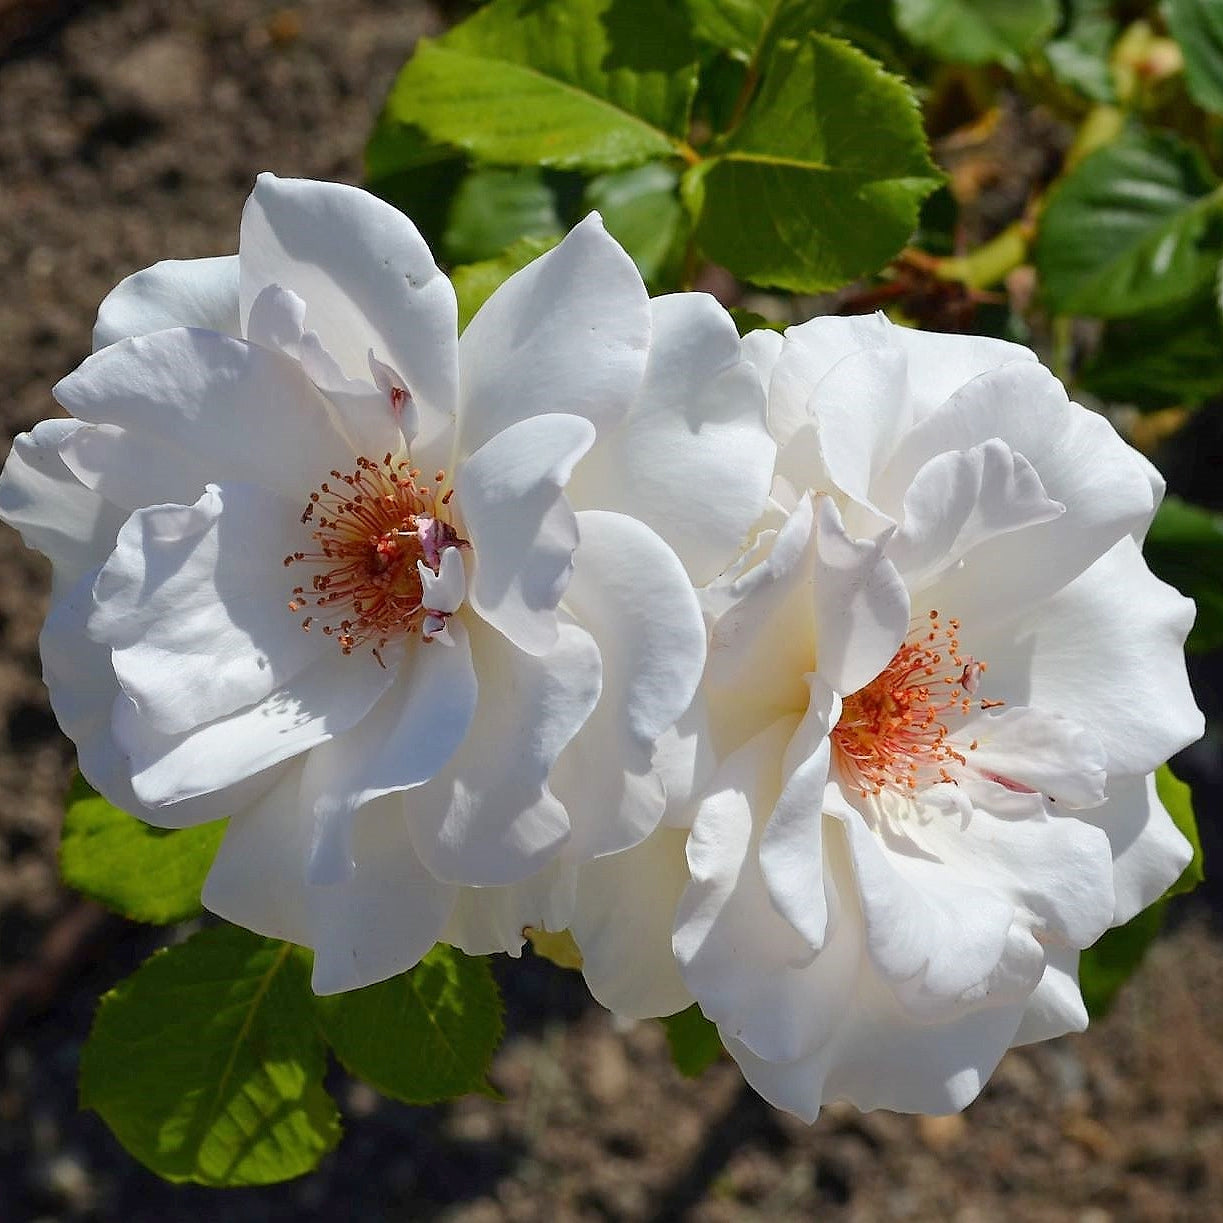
[{"x1": 936, "y1": 221, "x2": 1032, "y2": 290}]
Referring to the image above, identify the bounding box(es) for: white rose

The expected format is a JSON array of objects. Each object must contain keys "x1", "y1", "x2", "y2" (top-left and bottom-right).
[
  {"x1": 0, "y1": 174, "x2": 774, "y2": 994},
  {"x1": 571, "y1": 312, "x2": 1203, "y2": 1119}
]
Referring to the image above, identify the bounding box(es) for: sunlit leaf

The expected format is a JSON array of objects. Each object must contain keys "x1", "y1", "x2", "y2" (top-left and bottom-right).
[
  {"x1": 1166, "y1": 0, "x2": 1223, "y2": 115},
  {"x1": 894, "y1": 0, "x2": 1059, "y2": 66},
  {"x1": 378, "y1": 0, "x2": 700, "y2": 173},
  {"x1": 687, "y1": 32, "x2": 941, "y2": 291},
  {"x1": 315, "y1": 945, "x2": 504, "y2": 1105},
  {"x1": 80, "y1": 927, "x2": 338, "y2": 1186},
  {"x1": 1036, "y1": 128, "x2": 1223, "y2": 318},
  {"x1": 59, "y1": 775, "x2": 223, "y2": 925}
]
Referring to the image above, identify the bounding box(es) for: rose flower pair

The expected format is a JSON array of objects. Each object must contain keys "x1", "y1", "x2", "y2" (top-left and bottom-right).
[{"x1": 0, "y1": 175, "x2": 1201, "y2": 1122}]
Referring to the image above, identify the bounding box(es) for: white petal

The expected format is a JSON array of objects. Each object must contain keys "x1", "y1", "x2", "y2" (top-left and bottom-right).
[
  {"x1": 654, "y1": 689, "x2": 718, "y2": 830},
  {"x1": 769, "y1": 313, "x2": 893, "y2": 445},
  {"x1": 442, "y1": 858, "x2": 576, "y2": 957},
  {"x1": 53, "y1": 328, "x2": 356, "y2": 502},
  {"x1": 706, "y1": 496, "x2": 817, "y2": 751},
  {"x1": 116, "y1": 646, "x2": 397, "y2": 809},
  {"x1": 883, "y1": 323, "x2": 1037, "y2": 420},
  {"x1": 58, "y1": 423, "x2": 217, "y2": 514},
  {"x1": 971, "y1": 536, "x2": 1202, "y2": 776},
  {"x1": 0, "y1": 420, "x2": 125, "y2": 593},
  {"x1": 203, "y1": 768, "x2": 457, "y2": 994},
  {"x1": 93, "y1": 255, "x2": 240, "y2": 350},
  {"x1": 565, "y1": 293, "x2": 775, "y2": 584},
  {"x1": 961, "y1": 707, "x2": 1107, "y2": 809},
  {"x1": 1012, "y1": 944, "x2": 1088, "y2": 1046},
  {"x1": 888, "y1": 438, "x2": 1065, "y2": 592},
  {"x1": 550, "y1": 510, "x2": 706, "y2": 859},
  {"x1": 456, "y1": 213, "x2": 650, "y2": 456},
  {"x1": 88, "y1": 483, "x2": 325, "y2": 734},
  {"x1": 245, "y1": 284, "x2": 405, "y2": 463},
  {"x1": 809, "y1": 347, "x2": 913, "y2": 516},
  {"x1": 298, "y1": 621, "x2": 478, "y2": 885},
  {"x1": 458, "y1": 413, "x2": 595, "y2": 656},
  {"x1": 420, "y1": 545, "x2": 466, "y2": 615},
  {"x1": 406, "y1": 618, "x2": 601, "y2": 886},
  {"x1": 40, "y1": 569, "x2": 274, "y2": 825},
  {"x1": 811, "y1": 494, "x2": 909, "y2": 696},
  {"x1": 675, "y1": 718, "x2": 859, "y2": 1063},
  {"x1": 832, "y1": 805, "x2": 1042, "y2": 1022},
  {"x1": 570, "y1": 825, "x2": 694, "y2": 1019},
  {"x1": 727, "y1": 989, "x2": 1024, "y2": 1121},
  {"x1": 741, "y1": 327, "x2": 784, "y2": 394},
  {"x1": 905, "y1": 783, "x2": 1116, "y2": 951},
  {"x1": 757, "y1": 678, "x2": 839, "y2": 954},
  {"x1": 1080, "y1": 772, "x2": 1193, "y2": 926},
  {"x1": 878, "y1": 364, "x2": 1159, "y2": 621},
  {"x1": 239, "y1": 174, "x2": 457, "y2": 474}
]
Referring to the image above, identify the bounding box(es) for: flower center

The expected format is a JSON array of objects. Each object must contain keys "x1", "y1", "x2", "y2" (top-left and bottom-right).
[
  {"x1": 285, "y1": 453, "x2": 467, "y2": 659},
  {"x1": 831, "y1": 610, "x2": 1002, "y2": 798}
]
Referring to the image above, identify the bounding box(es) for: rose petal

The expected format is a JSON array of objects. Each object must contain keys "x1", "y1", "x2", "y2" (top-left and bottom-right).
[
  {"x1": 565, "y1": 292, "x2": 774, "y2": 584},
  {"x1": 93, "y1": 255, "x2": 240, "y2": 350},
  {"x1": 457, "y1": 412, "x2": 595, "y2": 656},
  {"x1": 0, "y1": 420, "x2": 124, "y2": 593},
  {"x1": 406, "y1": 618, "x2": 600, "y2": 886},
  {"x1": 1078, "y1": 772, "x2": 1193, "y2": 926},
  {"x1": 549, "y1": 510, "x2": 706, "y2": 859},
  {"x1": 570, "y1": 825, "x2": 694, "y2": 1019},
  {"x1": 456, "y1": 213, "x2": 649, "y2": 456},
  {"x1": 239, "y1": 173, "x2": 457, "y2": 473},
  {"x1": 88, "y1": 483, "x2": 326, "y2": 734},
  {"x1": 53, "y1": 328, "x2": 356, "y2": 502},
  {"x1": 888, "y1": 438, "x2": 1065, "y2": 592},
  {"x1": 811, "y1": 494, "x2": 909, "y2": 696},
  {"x1": 115, "y1": 645, "x2": 396, "y2": 810},
  {"x1": 299, "y1": 620, "x2": 478, "y2": 885},
  {"x1": 203, "y1": 767, "x2": 457, "y2": 994},
  {"x1": 970, "y1": 536, "x2": 1202, "y2": 776}
]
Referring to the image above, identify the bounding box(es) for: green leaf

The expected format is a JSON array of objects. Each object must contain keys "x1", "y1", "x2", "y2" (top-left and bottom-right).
[
  {"x1": 1035, "y1": 128, "x2": 1223, "y2": 318},
  {"x1": 379, "y1": 0, "x2": 700, "y2": 173},
  {"x1": 442, "y1": 167, "x2": 566, "y2": 264},
  {"x1": 894, "y1": 0, "x2": 1059, "y2": 66},
  {"x1": 583, "y1": 162, "x2": 686, "y2": 284},
  {"x1": 80, "y1": 927, "x2": 338, "y2": 1186},
  {"x1": 315, "y1": 945, "x2": 503, "y2": 1105},
  {"x1": 1079, "y1": 899, "x2": 1166, "y2": 1018},
  {"x1": 684, "y1": 0, "x2": 848, "y2": 62},
  {"x1": 1079, "y1": 764, "x2": 1203, "y2": 1017},
  {"x1": 661, "y1": 1005, "x2": 723, "y2": 1077},
  {"x1": 452, "y1": 236, "x2": 560, "y2": 330},
  {"x1": 1144, "y1": 495, "x2": 1223, "y2": 654},
  {"x1": 1166, "y1": 0, "x2": 1223, "y2": 115},
  {"x1": 1155, "y1": 763, "x2": 1204, "y2": 897},
  {"x1": 687, "y1": 32, "x2": 941, "y2": 291},
  {"x1": 59, "y1": 775, "x2": 223, "y2": 925},
  {"x1": 1079, "y1": 284, "x2": 1223, "y2": 408},
  {"x1": 1044, "y1": 0, "x2": 1117, "y2": 103}
]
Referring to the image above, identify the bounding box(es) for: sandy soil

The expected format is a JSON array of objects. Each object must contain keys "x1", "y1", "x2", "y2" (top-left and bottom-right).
[{"x1": 1, "y1": 2, "x2": 1221, "y2": 1220}]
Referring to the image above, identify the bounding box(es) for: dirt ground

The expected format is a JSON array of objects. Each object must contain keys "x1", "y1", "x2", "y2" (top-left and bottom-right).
[{"x1": 0, "y1": 2, "x2": 1221, "y2": 1220}]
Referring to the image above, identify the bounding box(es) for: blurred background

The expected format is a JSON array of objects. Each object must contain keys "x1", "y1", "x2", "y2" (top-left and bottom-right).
[{"x1": 0, "y1": 1, "x2": 1220, "y2": 1219}]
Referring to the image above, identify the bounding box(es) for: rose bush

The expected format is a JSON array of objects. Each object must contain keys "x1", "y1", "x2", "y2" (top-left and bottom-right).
[
  {"x1": 0, "y1": 174, "x2": 775, "y2": 993},
  {"x1": 569, "y1": 313, "x2": 1203, "y2": 1120}
]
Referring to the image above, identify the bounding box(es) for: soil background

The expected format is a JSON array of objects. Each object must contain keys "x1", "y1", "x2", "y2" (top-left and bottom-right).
[{"x1": 0, "y1": 2, "x2": 1222, "y2": 1220}]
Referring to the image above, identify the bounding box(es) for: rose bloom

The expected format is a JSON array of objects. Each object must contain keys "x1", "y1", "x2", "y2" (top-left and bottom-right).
[
  {"x1": 0, "y1": 174, "x2": 774, "y2": 993},
  {"x1": 568, "y1": 313, "x2": 1203, "y2": 1120}
]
